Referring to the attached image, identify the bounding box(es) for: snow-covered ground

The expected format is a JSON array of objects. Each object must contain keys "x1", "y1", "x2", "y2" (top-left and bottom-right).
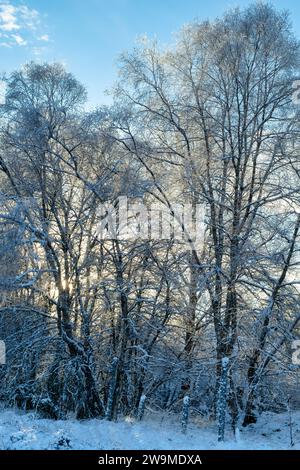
[{"x1": 0, "y1": 407, "x2": 299, "y2": 450}]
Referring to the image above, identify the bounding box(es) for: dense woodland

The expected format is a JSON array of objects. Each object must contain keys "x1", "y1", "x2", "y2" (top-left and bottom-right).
[{"x1": 0, "y1": 3, "x2": 300, "y2": 441}]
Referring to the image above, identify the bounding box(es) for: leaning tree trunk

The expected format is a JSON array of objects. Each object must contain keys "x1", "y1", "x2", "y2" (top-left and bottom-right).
[
  {"x1": 216, "y1": 357, "x2": 229, "y2": 441},
  {"x1": 183, "y1": 250, "x2": 198, "y2": 392},
  {"x1": 105, "y1": 244, "x2": 130, "y2": 420},
  {"x1": 57, "y1": 288, "x2": 104, "y2": 419}
]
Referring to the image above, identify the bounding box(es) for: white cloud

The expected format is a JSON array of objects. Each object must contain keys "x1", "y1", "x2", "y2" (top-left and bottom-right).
[
  {"x1": 0, "y1": 1, "x2": 49, "y2": 48},
  {"x1": 12, "y1": 33, "x2": 26, "y2": 46},
  {"x1": 18, "y1": 5, "x2": 39, "y2": 29},
  {"x1": 0, "y1": 3, "x2": 19, "y2": 31},
  {"x1": 38, "y1": 34, "x2": 49, "y2": 42}
]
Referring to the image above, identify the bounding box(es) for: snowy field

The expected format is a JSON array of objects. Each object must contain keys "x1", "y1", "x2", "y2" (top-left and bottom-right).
[{"x1": 0, "y1": 408, "x2": 299, "y2": 450}]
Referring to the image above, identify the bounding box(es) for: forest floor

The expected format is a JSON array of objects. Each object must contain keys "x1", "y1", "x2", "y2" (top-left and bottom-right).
[{"x1": 0, "y1": 407, "x2": 299, "y2": 450}]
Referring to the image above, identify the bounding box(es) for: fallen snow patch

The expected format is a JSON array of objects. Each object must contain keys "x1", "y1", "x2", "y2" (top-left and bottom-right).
[{"x1": 0, "y1": 408, "x2": 299, "y2": 450}]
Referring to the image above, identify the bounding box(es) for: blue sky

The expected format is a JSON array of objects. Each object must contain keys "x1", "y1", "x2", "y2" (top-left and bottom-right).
[{"x1": 1, "y1": 0, "x2": 300, "y2": 107}]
